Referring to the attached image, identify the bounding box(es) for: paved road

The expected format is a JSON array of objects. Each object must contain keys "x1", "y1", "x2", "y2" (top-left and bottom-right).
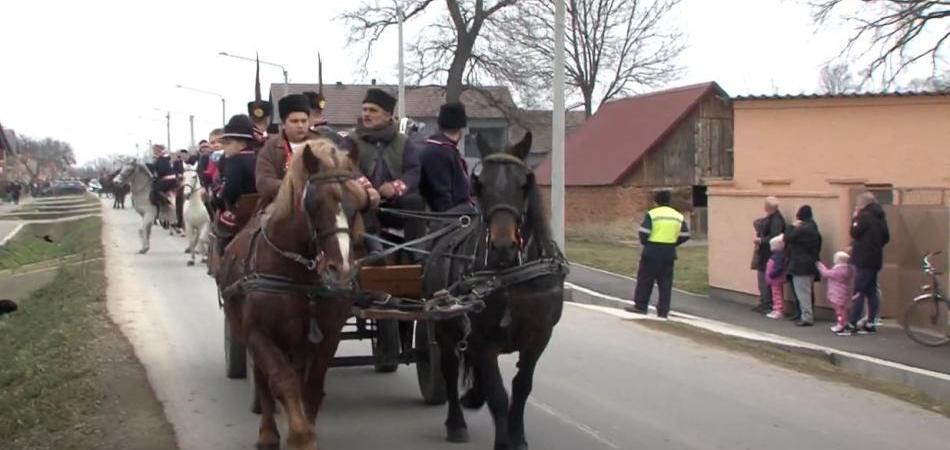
[
  {"x1": 568, "y1": 265, "x2": 950, "y2": 374},
  {"x1": 102, "y1": 203, "x2": 950, "y2": 450}
]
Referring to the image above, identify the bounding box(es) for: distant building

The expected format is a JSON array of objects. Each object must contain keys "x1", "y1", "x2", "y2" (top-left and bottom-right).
[{"x1": 535, "y1": 82, "x2": 734, "y2": 236}]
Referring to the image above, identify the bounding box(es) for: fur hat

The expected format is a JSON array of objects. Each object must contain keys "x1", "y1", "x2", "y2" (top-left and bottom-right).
[
  {"x1": 278, "y1": 94, "x2": 311, "y2": 122},
  {"x1": 247, "y1": 100, "x2": 272, "y2": 120},
  {"x1": 769, "y1": 234, "x2": 785, "y2": 251},
  {"x1": 303, "y1": 91, "x2": 326, "y2": 112},
  {"x1": 221, "y1": 114, "x2": 256, "y2": 140},
  {"x1": 437, "y1": 102, "x2": 467, "y2": 130},
  {"x1": 834, "y1": 251, "x2": 850, "y2": 265},
  {"x1": 363, "y1": 88, "x2": 397, "y2": 114}
]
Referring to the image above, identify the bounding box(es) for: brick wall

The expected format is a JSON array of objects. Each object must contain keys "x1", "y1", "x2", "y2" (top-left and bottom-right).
[{"x1": 540, "y1": 185, "x2": 692, "y2": 223}]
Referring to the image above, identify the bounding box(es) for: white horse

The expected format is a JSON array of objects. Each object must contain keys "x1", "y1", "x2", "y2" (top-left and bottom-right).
[
  {"x1": 114, "y1": 159, "x2": 176, "y2": 254},
  {"x1": 181, "y1": 168, "x2": 211, "y2": 266}
]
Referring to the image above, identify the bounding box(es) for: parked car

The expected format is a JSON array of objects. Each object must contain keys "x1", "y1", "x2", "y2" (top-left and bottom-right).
[
  {"x1": 51, "y1": 180, "x2": 87, "y2": 196},
  {"x1": 88, "y1": 179, "x2": 102, "y2": 193}
]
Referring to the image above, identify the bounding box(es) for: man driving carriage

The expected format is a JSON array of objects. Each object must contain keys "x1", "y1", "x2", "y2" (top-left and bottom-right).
[
  {"x1": 346, "y1": 88, "x2": 426, "y2": 256},
  {"x1": 256, "y1": 93, "x2": 314, "y2": 208}
]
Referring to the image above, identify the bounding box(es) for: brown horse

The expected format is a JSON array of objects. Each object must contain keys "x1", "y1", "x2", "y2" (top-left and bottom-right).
[{"x1": 216, "y1": 138, "x2": 367, "y2": 450}]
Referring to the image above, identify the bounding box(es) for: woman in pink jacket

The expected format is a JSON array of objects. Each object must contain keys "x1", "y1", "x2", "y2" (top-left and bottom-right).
[{"x1": 817, "y1": 251, "x2": 855, "y2": 335}]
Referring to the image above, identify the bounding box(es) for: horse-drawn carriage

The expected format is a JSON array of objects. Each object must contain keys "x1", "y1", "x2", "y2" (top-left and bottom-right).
[{"x1": 209, "y1": 134, "x2": 568, "y2": 450}]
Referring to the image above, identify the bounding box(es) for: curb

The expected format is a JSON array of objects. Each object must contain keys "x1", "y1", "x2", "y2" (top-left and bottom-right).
[{"x1": 565, "y1": 283, "x2": 950, "y2": 407}]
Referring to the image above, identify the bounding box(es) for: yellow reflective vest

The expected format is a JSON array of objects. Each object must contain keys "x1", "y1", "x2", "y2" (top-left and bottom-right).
[{"x1": 646, "y1": 206, "x2": 685, "y2": 244}]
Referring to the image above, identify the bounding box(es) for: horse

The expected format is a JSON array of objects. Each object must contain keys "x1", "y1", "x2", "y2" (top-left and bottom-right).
[
  {"x1": 114, "y1": 159, "x2": 176, "y2": 254},
  {"x1": 181, "y1": 168, "x2": 211, "y2": 266},
  {"x1": 98, "y1": 171, "x2": 114, "y2": 199},
  {"x1": 113, "y1": 181, "x2": 130, "y2": 209},
  {"x1": 426, "y1": 132, "x2": 567, "y2": 450},
  {"x1": 216, "y1": 138, "x2": 367, "y2": 450}
]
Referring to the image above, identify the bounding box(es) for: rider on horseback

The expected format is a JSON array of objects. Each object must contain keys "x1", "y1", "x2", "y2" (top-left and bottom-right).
[{"x1": 148, "y1": 144, "x2": 178, "y2": 207}]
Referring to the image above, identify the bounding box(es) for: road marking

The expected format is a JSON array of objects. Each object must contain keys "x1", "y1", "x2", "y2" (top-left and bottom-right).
[
  {"x1": 529, "y1": 398, "x2": 620, "y2": 449},
  {"x1": 570, "y1": 262, "x2": 706, "y2": 297},
  {"x1": 0, "y1": 223, "x2": 24, "y2": 247}
]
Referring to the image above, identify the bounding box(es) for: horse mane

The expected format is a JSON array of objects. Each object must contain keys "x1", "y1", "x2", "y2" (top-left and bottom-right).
[{"x1": 271, "y1": 138, "x2": 347, "y2": 220}]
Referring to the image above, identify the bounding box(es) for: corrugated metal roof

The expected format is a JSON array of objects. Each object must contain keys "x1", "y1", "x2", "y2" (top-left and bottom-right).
[
  {"x1": 734, "y1": 90, "x2": 950, "y2": 101},
  {"x1": 535, "y1": 82, "x2": 727, "y2": 186}
]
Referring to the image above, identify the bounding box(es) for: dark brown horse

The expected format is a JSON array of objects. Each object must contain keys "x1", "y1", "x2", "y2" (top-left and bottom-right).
[
  {"x1": 426, "y1": 132, "x2": 567, "y2": 450},
  {"x1": 216, "y1": 138, "x2": 367, "y2": 450}
]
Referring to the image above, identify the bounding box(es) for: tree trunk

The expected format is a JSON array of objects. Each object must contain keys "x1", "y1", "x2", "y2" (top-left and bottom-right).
[
  {"x1": 445, "y1": 33, "x2": 476, "y2": 103},
  {"x1": 582, "y1": 85, "x2": 594, "y2": 118}
]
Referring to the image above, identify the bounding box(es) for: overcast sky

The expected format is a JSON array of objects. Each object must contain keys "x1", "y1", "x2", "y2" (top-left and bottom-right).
[{"x1": 0, "y1": 0, "x2": 937, "y2": 164}]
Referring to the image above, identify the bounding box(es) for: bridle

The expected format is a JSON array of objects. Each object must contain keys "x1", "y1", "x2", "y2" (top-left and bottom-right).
[
  {"x1": 260, "y1": 168, "x2": 356, "y2": 272},
  {"x1": 182, "y1": 170, "x2": 199, "y2": 197}
]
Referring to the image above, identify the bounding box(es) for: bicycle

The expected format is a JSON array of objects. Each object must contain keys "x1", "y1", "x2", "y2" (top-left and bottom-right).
[{"x1": 902, "y1": 251, "x2": 949, "y2": 347}]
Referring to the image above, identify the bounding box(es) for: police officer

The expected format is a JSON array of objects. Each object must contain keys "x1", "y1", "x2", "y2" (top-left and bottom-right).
[
  {"x1": 418, "y1": 102, "x2": 472, "y2": 212},
  {"x1": 625, "y1": 190, "x2": 690, "y2": 318}
]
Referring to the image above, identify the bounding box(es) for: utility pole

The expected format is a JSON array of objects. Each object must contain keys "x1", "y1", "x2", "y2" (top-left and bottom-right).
[
  {"x1": 552, "y1": 0, "x2": 566, "y2": 249},
  {"x1": 165, "y1": 111, "x2": 171, "y2": 151},
  {"x1": 189, "y1": 115, "x2": 195, "y2": 148},
  {"x1": 220, "y1": 98, "x2": 226, "y2": 126},
  {"x1": 397, "y1": 2, "x2": 406, "y2": 120}
]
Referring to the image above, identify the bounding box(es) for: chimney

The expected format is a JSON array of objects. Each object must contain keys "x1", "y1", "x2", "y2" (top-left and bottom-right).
[{"x1": 371, "y1": 79, "x2": 376, "y2": 85}]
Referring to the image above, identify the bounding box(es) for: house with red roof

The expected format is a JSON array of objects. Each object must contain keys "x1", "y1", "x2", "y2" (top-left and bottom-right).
[{"x1": 535, "y1": 82, "x2": 734, "y2": 235}]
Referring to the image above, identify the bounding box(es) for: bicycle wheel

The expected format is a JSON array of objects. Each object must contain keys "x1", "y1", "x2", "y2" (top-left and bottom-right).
[{"x1": 903, "y1": 295, "x2": 950, "y2": 347}]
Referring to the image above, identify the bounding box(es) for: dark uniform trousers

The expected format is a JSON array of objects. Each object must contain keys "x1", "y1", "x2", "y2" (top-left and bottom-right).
[{"x1": 633, "y1": 256, "x2": 675, "y2": 316}]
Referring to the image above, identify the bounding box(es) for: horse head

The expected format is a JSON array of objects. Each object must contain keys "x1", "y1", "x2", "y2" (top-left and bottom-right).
[
  {"x1": 273, "y1": 138, "x2": 368, "y2": 287},
  {"x1": 181, "y1": 169, "x2": 200, "y2": 198},
  {"x1": 473, "y1": 131, "x2": 535, "y2": 267}
]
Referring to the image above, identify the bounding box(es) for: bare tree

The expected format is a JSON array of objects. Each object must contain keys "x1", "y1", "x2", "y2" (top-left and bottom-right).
[
  {"x1": 14, "y1": 136, "x2": 75, "y2": 184},
  {"x1": 819, "y1": 63, "x2": 857, "y2": 93},
  {"x1": 489, "y1": 0, "x2": 684, "y2": 117},
  {"x1": 810, "y1": 0, "x2": 949, "y2": 87},
  {"x1": 340, "y1": 0, "x2": 517, "y2": 103}
]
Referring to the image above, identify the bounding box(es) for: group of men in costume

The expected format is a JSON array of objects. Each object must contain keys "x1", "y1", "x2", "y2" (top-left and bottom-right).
[{"x1": 151, "y1": 62, "x2": 476, "y2": 258}]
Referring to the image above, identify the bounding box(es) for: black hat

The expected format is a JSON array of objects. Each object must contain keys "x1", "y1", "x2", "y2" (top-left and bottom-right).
[
  {"x1": 247, "y1": 101, "x2": 272, "y2": 120},
  {"x1": 363, "y1": 88, "x2": 396, "y2": 114},
  {"x1": 278, "y1": 94, "x2": 311, "y2": 122},
  {"x1": 437, "y1": 102, "x2": 467, "y2": 130},
  {"x1": 654, "y1": 190, "x2": 672, "y2": 206},
  {"x1": 221, "y1": 114, "x2": 256, "y2": 140},
  {"x1": 303, "y1": 91, "x2": 326, "y2": 112}
]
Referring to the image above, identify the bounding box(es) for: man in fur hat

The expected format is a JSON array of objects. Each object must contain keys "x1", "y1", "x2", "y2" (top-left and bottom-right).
[
  {"x1": 255, "y1": 94, "x2": 311, "y2": 209},
  {"x1": 418, "y1": 102, "x2": 472, "y2": 212},
  {"x1": 346, "y1": 88, "x2": 425, "y2": 249},
  {"x1": 303, "y1": 90, "x2": 344, "y2": 146}
]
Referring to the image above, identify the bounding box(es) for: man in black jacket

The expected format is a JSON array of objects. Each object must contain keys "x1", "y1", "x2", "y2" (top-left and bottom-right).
[
  {"x1": 783, "y1": 205, "x2": 822, "y2": 326},
  {"x1": 753, "y1": 197, "x2": 786, "y2": 313},
  {"x1": 848, "y1": 192, "x2": 890, "y2": 333},
  {"x1": 419, "y1": 102, "x2": 472, "y2": 213}
]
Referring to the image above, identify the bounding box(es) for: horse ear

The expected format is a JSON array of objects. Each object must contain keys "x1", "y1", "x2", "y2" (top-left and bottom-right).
[
  {"x1": 510, "y1": 131, "x2": 532, "y2": 161},
  {"x1": 476, "y1": 132, "x2": 495, "y2": 159},
  {"x1": 301, "y1": 143, "x2": 321, "y2": 173}
]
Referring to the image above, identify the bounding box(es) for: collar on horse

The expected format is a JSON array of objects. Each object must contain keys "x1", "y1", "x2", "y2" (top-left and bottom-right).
[{"x1": 258, "y1": 169, "x2": 354, "y2": 271}]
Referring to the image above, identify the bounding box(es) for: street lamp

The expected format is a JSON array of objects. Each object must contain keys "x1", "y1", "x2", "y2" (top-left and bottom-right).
[
  {"x1": 176, "y1": 84, "x2": 226, "y2": 126},
  {"x1": 218, "y1": 51, "x2": 290, "y2": 98}
]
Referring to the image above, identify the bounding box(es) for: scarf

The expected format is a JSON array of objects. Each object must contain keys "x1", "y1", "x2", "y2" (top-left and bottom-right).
[{"x1": 355, "y1": 120, "x2": 397, "y2": 144}]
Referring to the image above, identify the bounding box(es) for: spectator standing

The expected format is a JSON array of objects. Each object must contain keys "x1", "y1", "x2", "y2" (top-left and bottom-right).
[
  {"x1": 783, "y1": 205, "x2": 822, "y2": 326},
  {"x1": 753, "y1": 197, "x2": 786, "y2": 313}
]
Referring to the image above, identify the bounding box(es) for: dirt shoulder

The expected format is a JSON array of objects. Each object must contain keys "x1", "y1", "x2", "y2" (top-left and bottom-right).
[{"x1": 0, "y1": 225, "x2": 177, "y2": 448}]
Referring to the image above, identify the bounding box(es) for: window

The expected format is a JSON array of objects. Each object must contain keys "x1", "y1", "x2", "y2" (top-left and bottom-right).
[{"x1": 692, "y1": 185, "x2": 708, "y2": 208}]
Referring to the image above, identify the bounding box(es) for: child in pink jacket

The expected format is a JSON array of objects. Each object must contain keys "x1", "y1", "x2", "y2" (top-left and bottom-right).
[
  {"x1": 817, "y1": 251, "x2": 855, "y2": 335},
  {"x1": 765, "y1": 235, "x2": 787, "y2": 319}
]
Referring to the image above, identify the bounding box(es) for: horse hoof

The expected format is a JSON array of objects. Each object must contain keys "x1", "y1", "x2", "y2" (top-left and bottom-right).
[
  {"x1": 186, "y1": 261, "x2": 195, "y2": 267},
  {"x1": 460, "y1": 389, "x2": 485, "y2": 410},
  {"x1": 446, "y1": 427, "x2": 469, "y2": 443},
  {"x1": 184, "y1": 248, "x2": 191, "y2": 254},
  {"x1": 138, "y1": 248, "x2": 149, "y2": 254}
]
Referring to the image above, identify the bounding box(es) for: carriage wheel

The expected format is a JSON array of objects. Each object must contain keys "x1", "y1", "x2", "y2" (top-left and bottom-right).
[
  {"x1": 224, "y1": 315, "x2": 248, "y2": 379},
  {"x1": 415, "y1": 320, "x2": 447, "y2": 405},
  {"x1": 372, "y1": 319, "x2": 401, "y2": 373}
]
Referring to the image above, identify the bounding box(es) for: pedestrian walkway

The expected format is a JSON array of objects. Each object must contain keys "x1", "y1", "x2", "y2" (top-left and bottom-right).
[{"x1": 568, "y1": 264, "x2": 950, "y2": 375}]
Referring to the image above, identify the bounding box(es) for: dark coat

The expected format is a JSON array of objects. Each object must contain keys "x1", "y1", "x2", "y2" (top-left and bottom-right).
[
  {"x1": 216, "y1": 150, "x2": 257, "y2": 209},
  {"x1": 850, "y1": 203, "x2": 890, "y2": 270},
  {"x1": 756, "y1": 211, "x2": 786, "y2": 271},
  {"x1": 784, "y1": 219, "x2": 822, "y2": 277},
  {"x1": 149, "y1": 155, "x2": 175, "y2": 178},
  {"x1": 196, "y1": 153, "x2": 212, "y2": 187},
  {"x1": 418, "y1": 133, "x2": 471, "y2": 212}
]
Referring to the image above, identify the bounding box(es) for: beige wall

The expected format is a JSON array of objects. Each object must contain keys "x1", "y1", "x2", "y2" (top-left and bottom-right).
[{"x1": 709, "y1": 95, "x2": 950, "y2": 308}]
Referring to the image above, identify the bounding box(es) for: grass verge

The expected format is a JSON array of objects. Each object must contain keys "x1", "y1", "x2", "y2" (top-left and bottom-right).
[
  {"x1": 635, "y1": 320, "x2": 950, "y2": 417},
  {"x1": 0, "y1": 217, "x2": 102, "y2": 271},
  {"x1": 566, "y1": 240, "x2": 709, "y2": 294}
]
